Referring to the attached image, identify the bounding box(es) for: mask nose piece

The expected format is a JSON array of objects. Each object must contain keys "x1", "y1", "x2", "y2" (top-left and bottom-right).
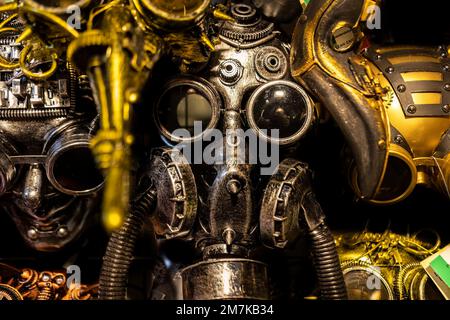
[{"x1": 22, "y1": 164, "x2": 44, "y2": 212}]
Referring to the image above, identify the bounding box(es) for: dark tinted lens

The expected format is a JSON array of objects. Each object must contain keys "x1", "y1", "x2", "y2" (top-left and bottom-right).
[
  {"x1": 374, "y1": 156, "x2": 413, "y2": 201},
  {"x1": 52, "y1": 147, "x2": 103, "y2": 192},
  {"x1": 157, "y1": 84, "x2": 213, "y2": 136},
  {"x1": 251, "y1": 84, "x2": 309, "y2": 139}
]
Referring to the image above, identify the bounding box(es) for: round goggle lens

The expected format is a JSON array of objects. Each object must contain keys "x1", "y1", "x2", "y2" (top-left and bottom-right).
[
  {"x1": 156, "y1": 79, "x2": 220, "y2": 142},
  {"x1": 52, "y1": 146, "x2": 103, "y2": 194},
  {"x1": 247, "y1": 81, "x2": 313, "y2": 144}
]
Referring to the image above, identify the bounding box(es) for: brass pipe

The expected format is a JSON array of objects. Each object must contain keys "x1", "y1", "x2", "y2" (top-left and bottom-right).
[
  {"x1": 290, "y1": 0, "x2": 389, "y2": 198},
  {"x1": 19, "y1": 44, "x2": 58, "y2": 80},
  {"x1": 0, "y1": 12, "x2": 18, "y2": 29},
  {"x1": 20, "y1": 2, "x2": 80, "y2": 39},
  {"x1": 0, "y1": 3, "x2": 18, "y2": 12}
]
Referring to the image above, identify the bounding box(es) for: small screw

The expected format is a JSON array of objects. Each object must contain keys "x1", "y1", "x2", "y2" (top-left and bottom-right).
[
  {"x1": 55, "y1": 276, "x2": 65, "y2": 285},
  {"x1": 397, "y1": 84, "x2": 406, "y2": 92},
  {"x1": 407, "y1": 105, "x2": 417, "y2": 114},
  {"x1": 57, "y1": 227, "x2": 68, "y2": 238},
  {"x1": 378, "y1": 139, "x2": 386, "y2": 150},
  {"x1": 41, "y1": 274, "x2": 50, "y2": 282},
  {"x1": 442, "y1": 104, "x2": 450, "y2": 113},
  {"x1": 27, "y1": 228, "x2": 38, "y2": 240},
  {"x1": 299, "y1": 14, "x2": 307, "y2": 24},
  {"x1": 394, "y1": 135, "x2": 403, "y2": 144},
  {"x1": 386, "y1": 66, "x2": 395, "y2": 74}
]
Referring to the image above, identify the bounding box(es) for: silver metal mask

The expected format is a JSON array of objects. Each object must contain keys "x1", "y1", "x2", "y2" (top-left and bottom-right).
[{"x1": 0, "y1": 18, "x2": 103, "y2": 252}]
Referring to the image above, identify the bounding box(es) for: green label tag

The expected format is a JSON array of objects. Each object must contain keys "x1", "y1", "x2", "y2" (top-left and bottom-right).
[
  {"x1": 301, "y1": 0, "x2": 311, "y2": 8},
  {"x1": 430, "y1": 255, "x2": 450, "y2": 288}
]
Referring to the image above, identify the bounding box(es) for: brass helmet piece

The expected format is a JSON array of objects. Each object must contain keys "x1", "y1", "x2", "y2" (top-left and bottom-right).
[
  {"x1": 290, "y1": 0, "x2": 450, "y2": 204},
  {"x1": 290, "y1": 0, "x2": 390, "y2": 199},
  {"x1": 350, "y1": 47, "x2": 450, "y2": 204}
]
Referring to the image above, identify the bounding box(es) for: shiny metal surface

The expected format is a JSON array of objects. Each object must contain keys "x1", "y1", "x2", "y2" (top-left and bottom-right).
[{"x1": 179, "y1": 258, "x2": 269, "y2": 300}]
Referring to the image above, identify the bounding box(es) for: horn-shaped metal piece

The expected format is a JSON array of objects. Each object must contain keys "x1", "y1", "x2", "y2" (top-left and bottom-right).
[{"x1": 290, "y1": 0, "x2": 389, "y2": 198}]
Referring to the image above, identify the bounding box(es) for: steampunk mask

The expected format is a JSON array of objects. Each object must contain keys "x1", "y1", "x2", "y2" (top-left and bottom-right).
[
  {"x1": 0, "y1": 14, "x2": 103, "y2": 251},
  {"x1": 153, "y1": 1, "x2": 315, "y2": 244},
  {"x1": 348, "y1": 46, "x2": 450, "y2": 204},
  {"x1": 146, "y1": 2, "x2": 345, "y2": 300},
  {"x1": 290, "y1": 0, "x2": 450, "y2": 204}
]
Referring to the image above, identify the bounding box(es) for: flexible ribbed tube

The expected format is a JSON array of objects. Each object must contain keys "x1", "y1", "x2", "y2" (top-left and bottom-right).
[
  {"x1": 98, "y1": 186, "x2": 157, "y2": 300},
  {"x1": 0, "y1": 108, "x2": 69, "y2": 119},
  {"x1": 310, "y1": 224, "x2": 348, "y2": 300},
  {"x1": 394, "y1": 262, "x2": 421, "y2": 300}
]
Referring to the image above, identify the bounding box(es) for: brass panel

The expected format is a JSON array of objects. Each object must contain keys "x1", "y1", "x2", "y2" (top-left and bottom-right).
[
  {"x1": 388, "y1": 93, "x2": 448, "y2": 157},
  {"x1": 411, "y1": 92, "x2": 442, "y2": 105},
  {"x1": 368, "y1": 59, "x2": 450, "y2": 157},
  {"x1": 401, "y1": 72, "x2": 443, "y2": 82},
  {"x1": 388, "y1": 56, "x2": 440, "y2": 65}
]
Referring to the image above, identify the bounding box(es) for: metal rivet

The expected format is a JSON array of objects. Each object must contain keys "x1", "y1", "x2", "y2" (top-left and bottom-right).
[
  {"x1": 442, "y1": 104, "x2": 450, "y2": 113},
  {"x1": 27, "y1": 228, "x2": 38, "y2": 240},
  {"x1": 386, "y1": 66, "x2": 394, "y2": 74},
  {"x1": 378, "y1": 139, "x2": 386, "y2": 150},
  {"x1": 57, "y1": 227, "x2": 68, "y2": 238},
  {"x1": 299, "y1": 14, "x2": 307, "y2": 24},
  {"x1": 397, "y1": 84, "x2": 406, "y2": 92},
  {"x1": 394, "y1": 135, "x2": 403, "y2": 144},
  {"x1": 444, "y1": 84, "x2": 450, "y2": 91},
  {"x1": 407, "y1": 105, "x2": 417, "y2": 114},
  {"x1": 375, "y1": 54, "x2": 382, "y2": 60},
  {"x1": 55, "y1": 276, "x2": 64, "y2": 285},
  {"x1": 443, "y1": 65, "x2": 450, "y2": 72},
  {"x1": 219, "y1": 59, "x2": 242, "y2": 84},
  {"x1": 41, "y1": 274, "x2": 50, "y2": 282}
]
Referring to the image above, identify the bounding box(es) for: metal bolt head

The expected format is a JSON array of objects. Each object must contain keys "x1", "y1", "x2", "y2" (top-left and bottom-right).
[
  {"x1": 397, "y1": 84, "x2": 406, "y2": 92},
  {"x1": 442, "y1": 104, "x2": 450, "y2": 113},
  {"x1": 375, "y1": 54, "x2": 382, "y2": 60},
  {"x1": 386, "y1": 66, "x2": 395, "y2": 74},
  {"x1": 299, "y1": 14, "x2": 307, "y2": 24},
  {"x1": 443, "y1": 65, "x2": 450, "y2": 72},
  {"x1": 219, "y1": 60, "x2": 242, "y2": 85},
  {"x1": 444, "y1": 84, "x2": 450, "y2": 91},
  {"x1": 41, "y1": 274, "x2": 50, "y2": 282},
  {"x1": 264, "y1": 54, "x2": 281, "y2": 73},
  {"x1": 55, "y1": 276, "x2": 65, "y2": 285},
  {"x1": 27, "y1": 228, "x2": 38, "y2": 240},
  {"x1": 394, "y1": 135, "x2": 403, "y2": 144},
  {"x1": 57, "y1": 227, "x2": 68, "y2": 238},
  {"x1": 407, "y1": 105, "x2": 417, "y2": 114},
  {"x1": 378, "y1": 139, "x2": 386, "y2": 150}
]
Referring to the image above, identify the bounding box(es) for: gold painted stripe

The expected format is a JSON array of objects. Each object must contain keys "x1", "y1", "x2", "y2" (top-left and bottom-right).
[
  {"x1": 388, "y1": 56, "x2": 440, "y2": 65},
  {"x1": 401, "y1": 71, "x2": 443, "y2": 82},
  {"x1": 411, "y1": 92, "x2": 442, "y2": 105}
]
